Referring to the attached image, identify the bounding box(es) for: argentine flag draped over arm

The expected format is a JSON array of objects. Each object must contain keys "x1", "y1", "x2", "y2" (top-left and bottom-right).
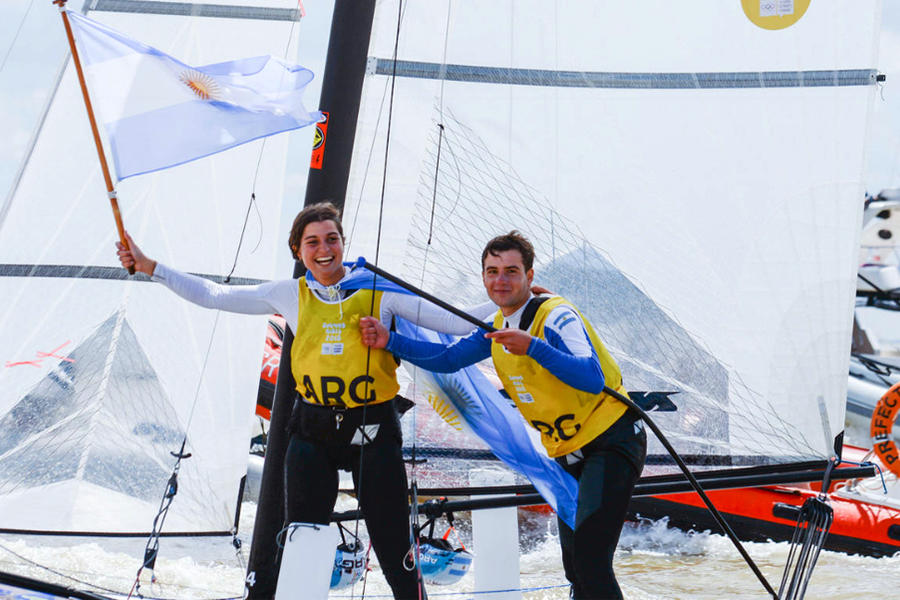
[
  {"x1": 395, "y1": 321, "x2": 579, "y2": 528},
  {"x1": 66, "y1": 11, "x2": 322, "y2": 180},
  {"x1": 329, "y1": 261, "x2": 579, "y2": 528}
]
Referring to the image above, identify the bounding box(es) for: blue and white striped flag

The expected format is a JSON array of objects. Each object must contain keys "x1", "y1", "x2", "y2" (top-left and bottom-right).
[{"x1": 67, "y1": 11, "x2": 322, "y2": 180}]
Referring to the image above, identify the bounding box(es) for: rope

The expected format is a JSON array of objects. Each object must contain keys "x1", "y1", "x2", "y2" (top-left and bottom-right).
[
  {"x1": 224, "y1": 14, "x2": 300, "y2": 282},
  {"x1": 348, "y1": 2, "x2": 407, "y2": 598},
  {"x1": 127, "y1": 10, "x2": 304, "y2": 595},
  {"x1": 358, "y1": 262, "x2": 779, "y2": 599},
  {"x1": 0, "y1": 0, "x2": 36, "y2": 75},
  {"x1": 397, "y1": 2, "x2": 455, "y2": 595},
  {"x1": 777, "y1": 461, "x2": 837, "y2": 600}
]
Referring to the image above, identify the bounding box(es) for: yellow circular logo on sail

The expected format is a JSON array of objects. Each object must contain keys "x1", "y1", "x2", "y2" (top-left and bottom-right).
[
  {"x1": 742, "y1": 0, "x2": 810, "y2": 30},
  {"x1": 179, "y1": 70, "x2": 222, "y2": 100}
]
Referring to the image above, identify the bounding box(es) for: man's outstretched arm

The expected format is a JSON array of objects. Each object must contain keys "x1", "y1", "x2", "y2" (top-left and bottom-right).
[{"x1": 359, "y1": 316, "x2": 490, "y2": 372}]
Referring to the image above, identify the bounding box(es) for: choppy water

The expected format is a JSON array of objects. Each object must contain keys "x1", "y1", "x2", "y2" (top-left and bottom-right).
[
  {"x1": 2, "y1": 496, "x2": 899, "y2": 600},
  {"x1": 1, "y1": 423, "x2": 897, "y2": 599}
]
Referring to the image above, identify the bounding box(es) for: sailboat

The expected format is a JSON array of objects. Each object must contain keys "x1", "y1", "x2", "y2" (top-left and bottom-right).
[{"x1": 0, "y1": 0, "x2": 892, "y2": 598}]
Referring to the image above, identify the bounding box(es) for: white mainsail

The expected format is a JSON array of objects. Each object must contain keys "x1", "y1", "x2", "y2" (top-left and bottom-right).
[
  {"x1": 0, "y1": 0, "x2": 326, "y2": 534},
  {"x1": 344, "y1": 0, "x2": 881, "y2": 472}
]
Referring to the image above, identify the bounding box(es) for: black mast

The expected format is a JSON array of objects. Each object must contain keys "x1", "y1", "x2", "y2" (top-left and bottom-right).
[{"x1": 245, "y1": 1, "x2": 377, "y2": 597}]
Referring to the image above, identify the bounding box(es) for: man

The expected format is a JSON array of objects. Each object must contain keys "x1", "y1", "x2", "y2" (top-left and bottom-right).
[{"x1": 359, "y1": 231, "x2": 647, "y2": 600}]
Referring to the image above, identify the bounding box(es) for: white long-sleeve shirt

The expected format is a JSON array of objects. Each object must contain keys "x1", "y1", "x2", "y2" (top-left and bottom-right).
[{"x1": 152, "y1": 262, "x2": 495, "y2": 335}]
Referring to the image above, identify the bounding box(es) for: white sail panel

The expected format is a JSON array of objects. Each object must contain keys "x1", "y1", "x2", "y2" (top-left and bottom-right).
[
  {"x1": 345, "y1": 0, "x2": 880, "y2": 469},
  {"x1": 0, "y1": 1, "x2": 320, "y2": 533}
]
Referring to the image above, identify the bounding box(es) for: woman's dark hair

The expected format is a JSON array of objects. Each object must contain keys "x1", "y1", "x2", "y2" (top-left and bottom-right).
[
  {"x1": 481, "y1": 230, "x2": 535, "y2": 271},
  {"x1": 288, "y1": 201, "x2": 344, "y2": 258}
]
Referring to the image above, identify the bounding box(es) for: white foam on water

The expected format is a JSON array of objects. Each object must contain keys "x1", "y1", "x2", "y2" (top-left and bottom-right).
[{"x1": 2, "y1": 503, "x2": 900, "y2": 599}]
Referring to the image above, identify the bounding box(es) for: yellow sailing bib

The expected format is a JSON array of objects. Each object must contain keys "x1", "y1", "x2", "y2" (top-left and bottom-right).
[
  {"x1": 491, "y1": 296, "x2": 628, "y2": 457},
  {"x1": 291, "y1": 280, "x2": 399, "y2": 408}
]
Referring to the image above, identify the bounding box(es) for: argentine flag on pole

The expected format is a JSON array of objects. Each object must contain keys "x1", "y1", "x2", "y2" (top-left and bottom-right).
[{"x1": 66, "y1": 11, "x2": 322, "y2": 180}]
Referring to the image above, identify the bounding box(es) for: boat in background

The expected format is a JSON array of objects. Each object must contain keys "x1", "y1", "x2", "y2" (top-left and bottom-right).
[
  {"x1": 628, "y1": 189, "x2": 900, "y2": 558},
  {"x1": 629, "y1": 444, "x2": 900, "y2": 558}
]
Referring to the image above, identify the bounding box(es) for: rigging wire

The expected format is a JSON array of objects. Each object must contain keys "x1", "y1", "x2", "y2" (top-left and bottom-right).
[
  {"x1": 344, "y1": 4, "x2": 773, "y2": 598},
  {"x1": 349, "y1": 1, "x2": 415, "y2": 597},
  {"x1": 129, "y1": 311, "x2": 223, "y2": 598},
  {"x1": 344, "y1": 2, "x2": 409, "y2": 253},
  {"x1": 224, "y1": 15, "x2": 301, "y2": 282},
  {"x1": 0, "y1": 0, "x2": 36, "y2": 75},
  {"x1": 125, "y1": 12, "x2": 304, "y2": 592},
  {"x1": 354, "y1": 262, "x2": 781, "y2": 600},
  {"x1": 399, "y1": 2, "x2": 455, "y2": 593},
  {"x1": 851, "y1": 351, "x2": 898, "y2": 387},
  {"x1": 857, "y1": 272, "x2": 900, "y2": 310},
  {"x1": 128, "y1": 12, "x2": 305, "y2": 593}
]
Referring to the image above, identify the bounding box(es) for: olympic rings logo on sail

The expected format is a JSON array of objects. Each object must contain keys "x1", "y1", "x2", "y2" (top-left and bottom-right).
[{"x1": 741, "y1": 0, "x2": 811, "y2": 30}]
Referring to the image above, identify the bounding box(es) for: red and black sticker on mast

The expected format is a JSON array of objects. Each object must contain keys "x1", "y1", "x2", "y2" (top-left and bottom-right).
[{"x1": 310, "y1": 111, "x2": 329, "y2": 169}]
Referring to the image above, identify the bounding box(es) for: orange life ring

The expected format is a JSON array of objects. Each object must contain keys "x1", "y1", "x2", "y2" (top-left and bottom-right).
[{"x1": 871, "y1": 382, "x2": 900, "y2": 477}]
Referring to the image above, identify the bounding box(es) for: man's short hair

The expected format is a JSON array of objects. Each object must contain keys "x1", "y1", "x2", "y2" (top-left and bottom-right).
[
  {"x1": 288, "y1": 201, "x2": 344, "y2": 258},
  {"x1": 481, "y1": 230, "x2": 535, "y2": 271}
]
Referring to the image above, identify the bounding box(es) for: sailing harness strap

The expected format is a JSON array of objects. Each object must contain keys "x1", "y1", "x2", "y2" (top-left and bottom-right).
[
  {"x1": 518, "y1": 296, "x2": 551, "y2": 331},
  {"x1": 358, "y1": 259, "x2": 780, "y2": 600}
]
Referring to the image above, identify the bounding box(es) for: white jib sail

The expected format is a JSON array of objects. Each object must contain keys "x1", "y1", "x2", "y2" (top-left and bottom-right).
[
  {"x1": 0, "y1": 0, "x2": 325, "y2": 534},
  {"x1": 344, "y1": 0, "x2": 882, "y2": 472}
]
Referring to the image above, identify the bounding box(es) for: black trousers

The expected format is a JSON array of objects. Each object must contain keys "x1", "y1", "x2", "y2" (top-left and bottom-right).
[
  {"x1": 556, "y1": 411, "x2": 647, "y2": 600},
  {"x1": 283, "y1": 400, "x2": 425, "y2": 600}
]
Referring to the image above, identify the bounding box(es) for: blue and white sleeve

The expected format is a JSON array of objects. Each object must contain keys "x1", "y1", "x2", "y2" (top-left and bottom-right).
[
  {"x1": 386, "y1": 329, "x2": 491, "y2": 372},
  {"x1": 526, "y1": 306, "x2": 605, "y2": 393}
]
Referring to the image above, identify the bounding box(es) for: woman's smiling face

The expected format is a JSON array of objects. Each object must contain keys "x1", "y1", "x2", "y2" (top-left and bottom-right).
[{"x1": 298, "y1": 219, "x2": 345, "y2": 285}]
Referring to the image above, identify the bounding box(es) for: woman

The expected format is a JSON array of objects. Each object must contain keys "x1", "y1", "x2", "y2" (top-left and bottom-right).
[{"x1": 117, "y1": 202, "x2": 492, "y2": 599}]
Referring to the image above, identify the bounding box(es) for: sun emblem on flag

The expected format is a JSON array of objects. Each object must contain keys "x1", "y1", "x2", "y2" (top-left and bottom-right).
[{"x1": 178, "y1": 70, "x2": 221, "y2": 100}]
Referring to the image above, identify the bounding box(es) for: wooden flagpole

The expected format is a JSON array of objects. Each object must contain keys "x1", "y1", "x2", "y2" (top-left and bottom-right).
[{"x1": 54, "y1": 0, "x2": 134, "y2": 274}]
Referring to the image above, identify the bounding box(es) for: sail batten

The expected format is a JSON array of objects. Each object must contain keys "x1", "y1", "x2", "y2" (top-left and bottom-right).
[
  {"x1": 90, "y1": 0, "x2": 302, "y2": 22},
  {"x1": 371, "y1": 60, "x2": 879, "y2": 89},
  {"x1": 0, "y1": 264, "x2": 265, "y2": 285}
]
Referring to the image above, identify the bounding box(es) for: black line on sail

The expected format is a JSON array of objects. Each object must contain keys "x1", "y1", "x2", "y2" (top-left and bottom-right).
[
  {"x1": 371, "y1": 59, "x2": 878, "y2": 89},
  {"x1": 90, "y1": 0, "x2": 301, "y2": 21},
  {"x1": 0, "y1": 264, "x2": 264, "y2": 285}
]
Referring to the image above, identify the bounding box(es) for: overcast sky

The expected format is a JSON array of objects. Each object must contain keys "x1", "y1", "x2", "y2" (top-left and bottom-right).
[{"x1": 2, "y1": 1, "x2": 900, "y2": 201}]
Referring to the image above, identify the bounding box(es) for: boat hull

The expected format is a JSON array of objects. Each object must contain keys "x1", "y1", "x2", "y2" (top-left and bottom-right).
[{"x1": 628, "y1": 471, "x2": 900, "y2": 558}]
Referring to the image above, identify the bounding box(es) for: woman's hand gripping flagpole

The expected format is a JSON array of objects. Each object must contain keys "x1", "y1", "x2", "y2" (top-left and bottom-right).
[{"x1": 355, "y1": 257, "x2": 778, "y2": 600}]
